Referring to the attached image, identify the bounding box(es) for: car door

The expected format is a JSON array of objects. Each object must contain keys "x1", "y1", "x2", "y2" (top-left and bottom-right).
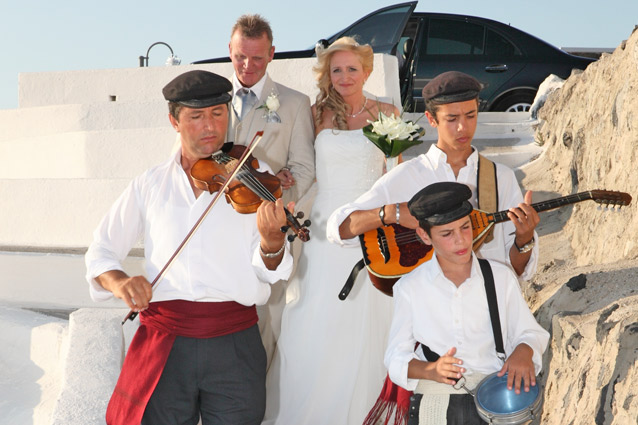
[
  {"x1": 325, "y1": 2, "x2": 417, "y2": 55},
  {"x1": 411, "y1": 15, "x2": 527, "y2": 111}
]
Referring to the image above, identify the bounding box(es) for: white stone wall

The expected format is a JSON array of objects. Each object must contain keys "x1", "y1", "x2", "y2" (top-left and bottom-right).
[
  {"x1": 1, "y1": 55, "x2": 400, "y2": 249},
  {"x1": 17, "y1": 57, "x2": 400, "y2": 107}
]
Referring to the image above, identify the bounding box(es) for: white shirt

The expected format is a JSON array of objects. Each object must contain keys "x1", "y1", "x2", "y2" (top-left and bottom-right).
[
  {"x1": 85, "y1": 150, "x2": 293, "y2": 306},
  {"x1": 326, "y1": 144, "x2": 539, "y2": 280},
  {"x1": 385, "y1": 253, "x2": 549, "y2": 391}
]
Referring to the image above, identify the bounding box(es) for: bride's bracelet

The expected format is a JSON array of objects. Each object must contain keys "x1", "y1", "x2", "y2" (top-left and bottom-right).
[
  {"x1": 259, "y1": 242, "x2": 286, "y2": 258},
  {"x1": 395, "y1": 203, "x2": 400, "y2": 224}
]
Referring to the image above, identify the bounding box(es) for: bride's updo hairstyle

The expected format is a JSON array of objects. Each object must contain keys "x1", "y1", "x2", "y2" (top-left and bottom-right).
[{"x1": 314, "y1": 37, "x2": 374, "y2": 130}]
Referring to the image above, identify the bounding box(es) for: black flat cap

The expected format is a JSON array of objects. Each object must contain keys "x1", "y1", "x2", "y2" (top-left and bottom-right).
[
  {"x1": 408, "y1": 182, "x2": 473, "y2": 226},
  {"x1": 422, "y1": 71, "x2": 482, "y2": 105},
  {"x1": 162, "y1": 70, "x2": 232, "y2": 108}
]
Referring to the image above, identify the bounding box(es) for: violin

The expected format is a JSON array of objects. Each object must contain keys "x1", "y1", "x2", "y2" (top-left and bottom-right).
[{"x1": 191, "y1": 143, "x2": 311, "y2": 242}]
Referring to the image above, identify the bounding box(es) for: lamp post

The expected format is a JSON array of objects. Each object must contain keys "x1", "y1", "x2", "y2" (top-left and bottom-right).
[{"x1": 139, "y1": 42, "x2": 181, "y2": 67}]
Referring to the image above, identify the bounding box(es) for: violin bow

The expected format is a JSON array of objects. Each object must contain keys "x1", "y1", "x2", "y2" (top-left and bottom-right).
[{"x1": 122, "y1": 131, "x2": 264, "y2": 325}]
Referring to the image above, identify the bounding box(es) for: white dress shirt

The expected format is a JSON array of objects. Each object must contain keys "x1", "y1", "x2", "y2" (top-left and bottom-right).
[
  {"x1": 85, "y1": 150, "x2": 293, "y2": 306},
  {"x1": 385, "y1": 253, "x2": 549, "y2": 391},
  {"x1": 326, "y1": 144, "x2": 539, "y2": 280}
]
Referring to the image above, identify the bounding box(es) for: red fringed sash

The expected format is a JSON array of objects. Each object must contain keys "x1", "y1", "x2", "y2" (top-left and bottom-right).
[
  {"x1": 363, "y1": 374, "x2": 412, "y2": 425},
  {"x1": 106, "y1": 300, "x2": 258, "y2": 425}
]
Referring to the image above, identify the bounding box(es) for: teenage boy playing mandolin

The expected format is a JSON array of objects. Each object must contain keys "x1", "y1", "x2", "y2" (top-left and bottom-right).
[
  {"x1": 327, "y1": 71, "x2": 540, "y2": 280},
  {"x1": 384, "y1": 182, "x2": 549, "y2": 424}
]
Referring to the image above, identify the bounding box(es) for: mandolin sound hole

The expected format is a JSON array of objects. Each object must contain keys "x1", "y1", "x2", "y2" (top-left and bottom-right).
[{"x1": 393, "y1": 225, "x2": 432, "y2": 268}]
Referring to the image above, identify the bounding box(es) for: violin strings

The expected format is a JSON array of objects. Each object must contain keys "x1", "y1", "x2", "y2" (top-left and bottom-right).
[
  {"x1": 218, "y1": 153, "x2": 277, "y2": 202},
  {"x1": 216, "y1": 153, "x2": 302, "y2": 229},
  {"x1": 239, "y1": 166, "x2": 277, "y2": 202}
]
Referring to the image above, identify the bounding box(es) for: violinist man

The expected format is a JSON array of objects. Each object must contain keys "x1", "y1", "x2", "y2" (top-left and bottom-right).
[{"x1": 85, "y1": 70, "x2": 293, "y2": 425}]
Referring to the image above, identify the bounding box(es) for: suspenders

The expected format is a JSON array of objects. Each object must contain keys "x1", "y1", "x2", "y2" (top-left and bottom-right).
[{"x1": 411, "y1": 259, "x2": 505, "y2": 425}]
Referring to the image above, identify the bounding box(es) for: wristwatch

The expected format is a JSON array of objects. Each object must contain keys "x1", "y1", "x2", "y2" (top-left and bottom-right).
[{"x1": 515, "y1": 238, "x2": 535, "y2": 253}]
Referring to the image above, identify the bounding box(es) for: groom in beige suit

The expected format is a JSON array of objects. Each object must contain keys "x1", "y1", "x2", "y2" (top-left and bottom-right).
[
  {"x1": 228, "y1": 14, "x2": 315, "y2": 205},
  {"x1": 228, "y1": 14, "x2": 315, "y2": 368}
]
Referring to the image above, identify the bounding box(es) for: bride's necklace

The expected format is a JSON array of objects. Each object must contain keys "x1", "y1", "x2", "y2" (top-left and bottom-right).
[{"x1": 347, "y1": 97, "x2": 367, "y2": 118}]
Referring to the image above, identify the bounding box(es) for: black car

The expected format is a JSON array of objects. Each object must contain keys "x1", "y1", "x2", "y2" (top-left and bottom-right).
[{"x1": 195, "y1": 2, "x2": 595, "y2": 112}]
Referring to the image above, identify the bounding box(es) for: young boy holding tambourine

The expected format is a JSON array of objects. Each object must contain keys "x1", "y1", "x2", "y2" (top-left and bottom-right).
[{"x1": 384, "y1": 182, "x2": 549, "y2": 424}]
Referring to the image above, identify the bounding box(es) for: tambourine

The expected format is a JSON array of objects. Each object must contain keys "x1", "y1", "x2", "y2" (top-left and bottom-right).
[{"x1": 457, "y1": 372, "x2": 543, "y2": 425}]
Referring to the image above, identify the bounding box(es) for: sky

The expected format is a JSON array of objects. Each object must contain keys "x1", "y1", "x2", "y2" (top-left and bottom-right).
[{"x1": 1, "y1": 0, "x2": 636, "y2": 110}]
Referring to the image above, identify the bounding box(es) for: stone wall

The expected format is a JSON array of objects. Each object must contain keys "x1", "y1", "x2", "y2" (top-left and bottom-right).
[
  {"x1": 522, "y1": 26, "x2": 638, "y2": 424},
  {"x1": 533, "y1": 28, "x2": 638, "y2": 267}
]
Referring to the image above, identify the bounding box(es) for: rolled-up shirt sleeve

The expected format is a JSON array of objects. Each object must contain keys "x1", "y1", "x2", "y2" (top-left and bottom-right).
[
  {"x1": 326, "y1": 173, "x2": 395, "y2": 248},
  {"x1": 326, "y1": 204, "x2": 362, "y2": 248},
  {"x1": 251, "y1": 239, "x2": 294, "y2": 283},
  {"x1": 384, "y1": 281, "x2": 420, "y2": 391}
]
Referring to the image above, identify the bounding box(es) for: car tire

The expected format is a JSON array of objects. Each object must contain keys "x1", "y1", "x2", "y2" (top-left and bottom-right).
[{"x1": 491, "y1": 92, "x2": 535, "y2": 112}]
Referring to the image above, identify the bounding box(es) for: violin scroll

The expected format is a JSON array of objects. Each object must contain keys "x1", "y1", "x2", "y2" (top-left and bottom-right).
[{"x1": 281, "y1": 211, "x2": 311, "y2": 242}]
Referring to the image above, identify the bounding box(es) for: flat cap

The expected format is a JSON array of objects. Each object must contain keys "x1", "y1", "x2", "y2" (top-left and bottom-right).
[
  {"x1": 422, "y1": 71, "x2": 482, "y2": 105},
  {"x1": 408, "y1": 182, "x2": 473, "y2": 226},
  {"x1": 162, "y1": 70, "x2": 232, "y2": 108}
]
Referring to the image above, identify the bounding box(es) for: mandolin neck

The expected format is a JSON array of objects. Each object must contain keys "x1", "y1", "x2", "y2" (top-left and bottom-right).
[{"x1": 489, "y1": 191, "x2": 595, "y2": 224}]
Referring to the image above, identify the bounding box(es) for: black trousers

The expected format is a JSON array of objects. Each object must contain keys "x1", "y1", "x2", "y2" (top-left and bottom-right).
[
  {"x1": 408, "y1": 394, "x2": 484, "y2": 425},
  {"x1": 142, "y1": 325, "x2": 266, "y2": 425}
]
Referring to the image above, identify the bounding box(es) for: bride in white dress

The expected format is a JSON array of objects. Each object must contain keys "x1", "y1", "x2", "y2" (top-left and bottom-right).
[{"x1": 264, "y1": 37, "x2": 398, "y2": 425}]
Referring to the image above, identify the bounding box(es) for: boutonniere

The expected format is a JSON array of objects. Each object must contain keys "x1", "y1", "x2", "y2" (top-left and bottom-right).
[
  {"x1": 257, "y1": 92, "x2": 281, "y2": 123},
  {"x1": 363, "y1": 109, "x2": 424, "y2": 171}
]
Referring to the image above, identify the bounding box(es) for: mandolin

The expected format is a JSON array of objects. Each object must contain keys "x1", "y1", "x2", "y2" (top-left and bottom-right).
[{"x1": 359, "y1": 189, "x2": 632, "y2": 296}]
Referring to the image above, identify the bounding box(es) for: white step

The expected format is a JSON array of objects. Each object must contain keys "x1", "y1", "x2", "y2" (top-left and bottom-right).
[
  {"x1": 0, "y1": 126, "x2": 175, "y2": 179},
  {"x1": 0, "y1": 178, "x2": 134, "y2": 247},
  {"x1": 0, "y1": 101, "x2": 170, "y2": 142}
]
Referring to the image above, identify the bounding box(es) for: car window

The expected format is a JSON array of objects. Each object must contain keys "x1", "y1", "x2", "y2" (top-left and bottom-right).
[
  {"x1": 337, "y1": 4, "x2": 414, "y2": 53},
  {"x1": 426, "y1": 18, "x2": 484, "y2": 55},
  {"x1": 485, "y1": 29, "x2": 521, "y2": 56}
]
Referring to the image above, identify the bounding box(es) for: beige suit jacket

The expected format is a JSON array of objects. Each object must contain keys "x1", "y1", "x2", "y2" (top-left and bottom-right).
[{"x1": 228, "y1": 75, "x2": 315, "y2": 204}]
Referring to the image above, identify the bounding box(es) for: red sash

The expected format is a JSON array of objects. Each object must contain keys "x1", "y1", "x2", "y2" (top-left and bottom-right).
[{"x1": 106, "y1": 300, "x2": 258, "y2": 425}]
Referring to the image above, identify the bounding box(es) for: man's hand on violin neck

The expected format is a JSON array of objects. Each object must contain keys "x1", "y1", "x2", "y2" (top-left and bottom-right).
[{"x1": 257, "y1": 199, "x2": 291, "y2": 247}]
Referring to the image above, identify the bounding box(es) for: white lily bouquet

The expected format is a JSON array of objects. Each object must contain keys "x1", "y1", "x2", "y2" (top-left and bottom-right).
[
  {"x1": 363, "y1": 111, "x2": 424, "y2": 170},
  {"x1": 257, "y1": 92, "x2": 281, "y2": 123}
]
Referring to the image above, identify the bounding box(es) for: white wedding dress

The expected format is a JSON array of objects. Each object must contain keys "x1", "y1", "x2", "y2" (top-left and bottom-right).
[{"x1": 264, "y1": 129, "x2": 394, "y2": 425}]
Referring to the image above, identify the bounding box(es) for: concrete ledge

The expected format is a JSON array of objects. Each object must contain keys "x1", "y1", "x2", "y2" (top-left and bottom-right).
[
  {"x1": 0, "y1": 305, "x2": 68, "y2": 424},
  {"x1": 50, "y1": 308, "x2": 133, "y2": 425}
]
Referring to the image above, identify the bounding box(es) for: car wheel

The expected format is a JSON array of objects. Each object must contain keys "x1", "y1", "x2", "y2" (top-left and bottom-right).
[{"x1": 491, "y1": 92, "x2": 535, "y2": 112}]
